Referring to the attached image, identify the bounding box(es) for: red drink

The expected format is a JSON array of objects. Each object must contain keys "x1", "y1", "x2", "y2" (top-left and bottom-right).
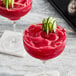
[
  {"x1": 0, "y1": 0, "x2": 32, "y2": 20},
  {"x1": 23, "y1": 24, "x2": 66, "y2": 60}
]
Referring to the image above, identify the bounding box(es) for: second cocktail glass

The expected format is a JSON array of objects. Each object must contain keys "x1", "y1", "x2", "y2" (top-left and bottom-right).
[{"x1": 0, "y1": 0, "x2": 32, "y2": 50}]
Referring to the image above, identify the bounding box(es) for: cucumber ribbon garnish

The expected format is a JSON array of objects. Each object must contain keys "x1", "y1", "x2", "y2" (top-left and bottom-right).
[
  {"x1": 3, "y1": 0, "x2": 14, "y2": 9},
  {"x1": 42, "y1": 17, "x2": 57, "y2": 35}
]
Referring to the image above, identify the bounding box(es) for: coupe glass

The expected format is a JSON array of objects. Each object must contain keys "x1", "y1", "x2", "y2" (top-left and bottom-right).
[
  {"x1": 23, "y1": 23, "x2": 66, "y2": 76},
  {"x1": 0, "y1": 0, "x2": 32, "y2": 51}
]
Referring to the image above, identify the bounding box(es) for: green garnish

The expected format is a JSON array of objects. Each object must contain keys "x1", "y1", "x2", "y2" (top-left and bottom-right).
[
  {"x1": 53, "y1": 20, "x2": 57, "y2": 33},
  {"x1": 3, "y1": 0, "x2": 14, "y2": 9},
  {"x1": 42, "y1": 17, "x2": 57, "y2": 35},
  {"x1": 6, "y1": 0, "x2": 8, "y2": 9},
  {"x1": 11, "y1": 0, "x2": 14, "y2": 8}
]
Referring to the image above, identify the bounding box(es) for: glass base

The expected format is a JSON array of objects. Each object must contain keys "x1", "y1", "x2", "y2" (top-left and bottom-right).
[
  {"x1": 3, "y1": 35, "x2": 22, "y2": 51},
  {"x1": 27, "y1": 71, "x2": 60, "y2": 76},
  {"x1": 0, "y1": 30, "x2": 23, "y2": 52}
]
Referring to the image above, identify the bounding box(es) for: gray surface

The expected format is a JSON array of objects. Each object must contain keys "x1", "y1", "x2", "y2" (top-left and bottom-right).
[
  {"x1": 0, "y1": 0, "x2": 76, "y2": 76},
  {"x1": 0, "y1": 0, "x2": 73, "y2": 32}
]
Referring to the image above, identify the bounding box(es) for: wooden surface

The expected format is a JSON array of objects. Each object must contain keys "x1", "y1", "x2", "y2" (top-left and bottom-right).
[{"x1": 0, "y1": 0, "x2": 76, "y2": 76}]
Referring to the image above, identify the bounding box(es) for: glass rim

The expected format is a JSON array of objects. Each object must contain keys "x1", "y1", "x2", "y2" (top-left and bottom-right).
[{"x1": 0, "y1": 0, "x2": 32, "y2": 10}]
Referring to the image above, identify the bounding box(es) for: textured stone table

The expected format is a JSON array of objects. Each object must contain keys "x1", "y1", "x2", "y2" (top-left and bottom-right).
[{"x1": 0, "y1": 0, "x2": 76, "y2": 76}]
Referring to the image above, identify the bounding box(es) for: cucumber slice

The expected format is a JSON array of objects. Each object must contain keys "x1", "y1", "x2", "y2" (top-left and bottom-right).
[
  {"x1": 6, "y1": 0, "x2": 8, "y2": 9},
  {"x1": 46, "y1": 17, "x2": 50, "y2": 34},
  {"x1": 3, "y1": 0, "x2": 14, "y2": 9},
  {"x1": 46, "y1": 23, "x2": 49, "y2": 35},
  {"x1": 11, "y1": 0, "x2": 14, "y2": 8},
  {"x1": 51, "y1": 17, "x2": 56, "y2": 24},
  {"x1": 42, "y1": 19, "x2": 47, "y2": 31},
  {"x1": 48, "y1": 22, "x2": 52, "y2": 32},
  {"x1": 47, "y1": 17, "x2": 50, "y2": 23},
  {"x1": 53, "y1": 20, "x2": 57, "y2": 33},
  {"x1": 44, "y1": 19, "x2": 47, "y2": 31},
  {"x1": 42, "y1": 19, "x2": 45, "y2": 31}
]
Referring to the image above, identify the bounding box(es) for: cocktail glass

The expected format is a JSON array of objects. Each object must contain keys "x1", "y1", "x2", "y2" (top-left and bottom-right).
[
  {"x1": 0, "y1": 0, "x2": 32, "y2": 51},
  {"x1": 23, "y1": 23, "x2": 66, "y2": 76}
]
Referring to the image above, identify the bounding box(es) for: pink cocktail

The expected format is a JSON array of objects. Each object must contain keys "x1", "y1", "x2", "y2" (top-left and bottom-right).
[
  {"x1": 23, "y1": 17, "x2": 66, "y2": 76},
  {"x1": 0, "y1": 0, "x2": 32, "y2": 51},
  {"x1": 23, "y1": 24, "x2": 66, "y2": 60},
  {"x1": 0, "y1": 0, "x2": 32, "y2": 20}
]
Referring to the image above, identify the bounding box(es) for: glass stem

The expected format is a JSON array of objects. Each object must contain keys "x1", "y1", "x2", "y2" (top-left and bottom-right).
[
  {"x1": 12, "y1": 21, "x2": 17, "y2": 43},
  {"x1": 42, "y1": 61, "x2": 46, "y2": 72},
  {"x1": 41, "y1": 61, "x2": 48, "y2": 76},
  {"x1": 43, "y1": 61, "x2": 46, "y2": 64},
  {"x1": 13, "y1": 21, "x2": 16, "y2": 32}
]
